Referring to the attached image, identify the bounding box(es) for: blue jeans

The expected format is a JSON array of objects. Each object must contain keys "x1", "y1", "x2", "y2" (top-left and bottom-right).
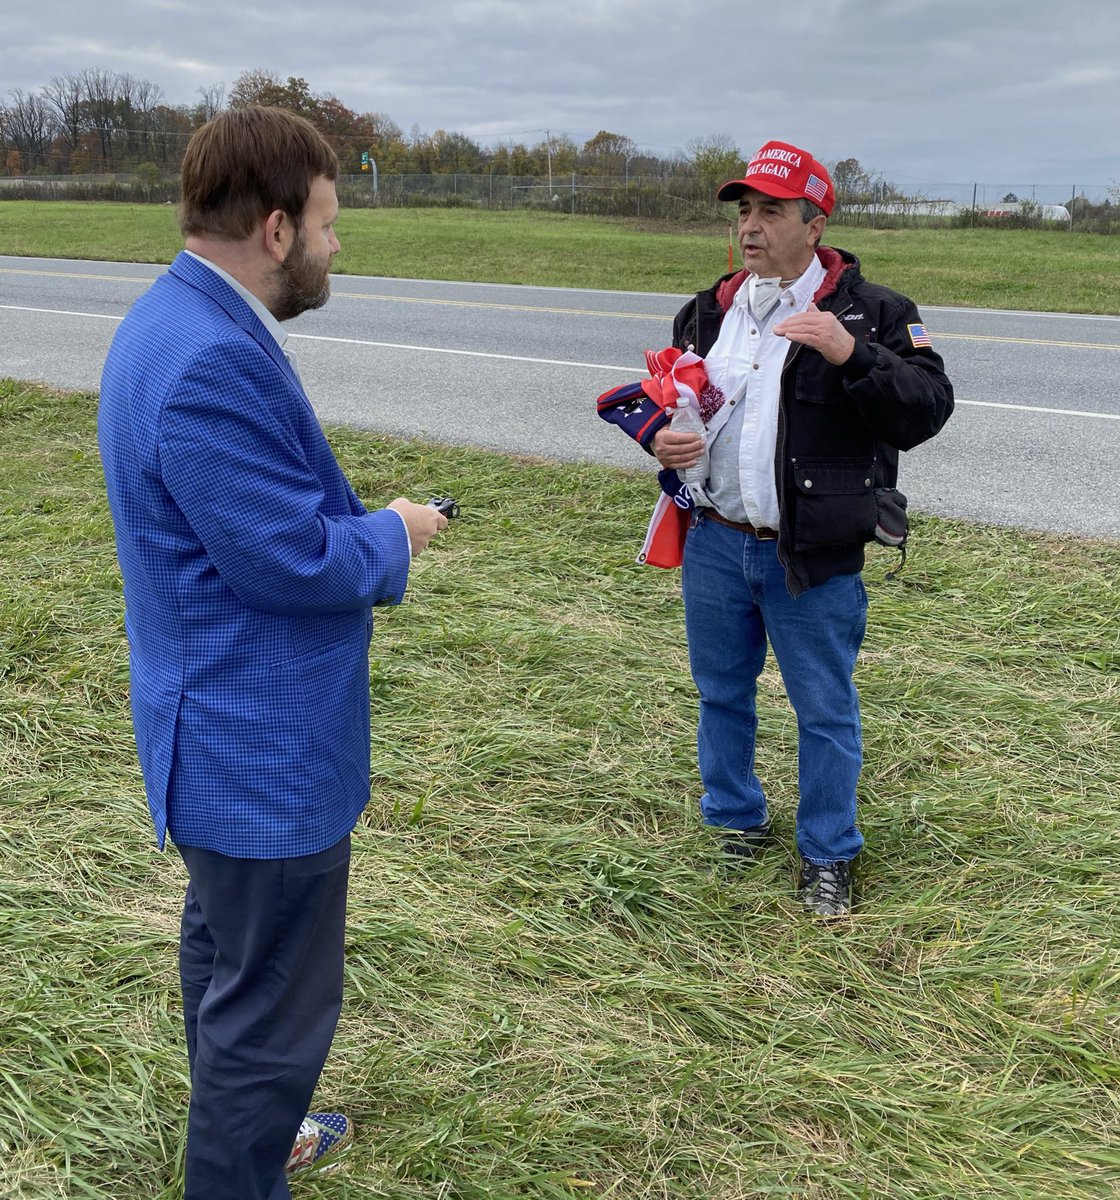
[{"x1": 681, "y1": 515, "x2": 867, "y2": 864}]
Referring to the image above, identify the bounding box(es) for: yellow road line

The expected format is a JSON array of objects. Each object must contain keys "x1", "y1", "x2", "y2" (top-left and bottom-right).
[
  {"x1": 331, "y1": 290, "x2": 658, "y2": 319},
  {"x1": 5, "y1": 267, "x2": 1120, "y2": 350},
  {"x1": 932, "y1": 331, "x2": 1120, "y2": 351},
  {"x1": 0, "y1": 267, "x2": 157, "y2": 284}
]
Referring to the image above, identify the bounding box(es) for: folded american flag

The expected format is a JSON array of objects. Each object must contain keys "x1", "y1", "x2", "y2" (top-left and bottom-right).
[
  {"x1": 596, "y1": 346, "x2": 728, "y2": 569},
  {"x1": 637, "y1": 470, "x2": 694, "y2": 568}
]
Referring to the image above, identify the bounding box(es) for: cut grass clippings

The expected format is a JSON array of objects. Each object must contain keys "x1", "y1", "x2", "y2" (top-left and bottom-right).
[
  {"x1": 1, "y1": 379, "x2": 1118, "y2": 1199},
  {"x1": 2, "y1": 201, "x2": 1120, "y2": 312}
]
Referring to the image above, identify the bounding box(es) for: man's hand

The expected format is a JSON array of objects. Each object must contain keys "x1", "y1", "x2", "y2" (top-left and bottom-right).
[
  {"x1": 651, "y1": 427, "x2": 705, "y2": 470},
  {"x1": 388, "y1": 498, "x2": 447, "y2": 555},
  {"x1": 773, "y1": 303, "x2": 856, "y2": 365}
]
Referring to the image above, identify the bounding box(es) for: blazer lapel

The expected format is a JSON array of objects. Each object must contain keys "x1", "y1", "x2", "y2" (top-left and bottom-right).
[{"x1": 167, "y1": 252, "x2": 305, "y2": 394}]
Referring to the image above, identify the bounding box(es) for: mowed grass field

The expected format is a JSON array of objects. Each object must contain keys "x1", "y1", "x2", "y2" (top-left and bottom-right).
[
  {"x1": 2, "y1": 208, "x2": 1119, "y2": 1196},
  {"x1": 2, "y1": 200, "x2": 1120, "y2": 312},
  {"x1": 2, "y1": 376, "x2": 1118, "y2": 1200}
]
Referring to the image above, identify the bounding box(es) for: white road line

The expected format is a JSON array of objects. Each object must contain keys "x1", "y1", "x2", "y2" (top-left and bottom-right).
[
  {"x1": 4, "y1": 304, "x2": 1119, "y2": 422},
  {"x1": 952, "y1": 399, "x2": 1119, "y2": 420},
  {"x1": 0, "y1": 304, "x2": 123, "y2": 321},
  {"x1": 924, "y1": 304, "x2": 1120, "y2": 323},
  {"x1": 6, "y1": 263, "x2": 1120, "y2": 321},
  {"x1": 287, "y1": 331, "x2": 632, "y2": 372}
]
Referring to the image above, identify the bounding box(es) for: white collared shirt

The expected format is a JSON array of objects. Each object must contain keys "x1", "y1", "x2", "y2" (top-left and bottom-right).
[
  {"x1": 703, "y1": 254, "x2": 826, "y2": 529},
  {"x1": 185, "y1": 250, "x2": 288, "y2": 351}
]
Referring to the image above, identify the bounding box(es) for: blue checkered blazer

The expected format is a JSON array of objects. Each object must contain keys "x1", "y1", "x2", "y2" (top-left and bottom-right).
[{"x1": 99, "y1": 252, "x2": 410, "y2": 858}]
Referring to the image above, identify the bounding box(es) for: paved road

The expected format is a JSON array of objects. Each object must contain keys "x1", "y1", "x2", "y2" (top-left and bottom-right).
[{"x1": 2, "y1": 255, "x2": 1118, "y2": 538}]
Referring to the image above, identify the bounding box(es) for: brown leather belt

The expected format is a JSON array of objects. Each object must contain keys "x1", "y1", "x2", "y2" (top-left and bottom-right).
[{"x1": 702, "y1": 509, "x2": 779, "y2": 540}]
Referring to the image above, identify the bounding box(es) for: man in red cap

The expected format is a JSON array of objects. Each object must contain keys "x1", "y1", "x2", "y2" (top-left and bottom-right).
[{"x1": 607, "y1": 139, "x2": 953, "y2": 916}]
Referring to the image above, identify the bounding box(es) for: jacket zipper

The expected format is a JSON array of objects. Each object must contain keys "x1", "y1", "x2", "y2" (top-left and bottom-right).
[
  {"x1": 776, "y1": 296, "x2": 852, "y2": 595},
  {"x1": 776, "y1": 344, "x2": 802, "y2": 592}
]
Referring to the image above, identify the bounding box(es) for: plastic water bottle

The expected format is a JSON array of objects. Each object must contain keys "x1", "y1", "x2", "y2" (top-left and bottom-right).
[{"x1": 669, "y1": 396, "x2": 709, "y2": 504}]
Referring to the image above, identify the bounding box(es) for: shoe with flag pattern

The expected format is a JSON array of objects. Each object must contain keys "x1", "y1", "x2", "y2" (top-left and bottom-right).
[{"x1": 285, "y1": 1112, "x2": 353, "y2": 1176}]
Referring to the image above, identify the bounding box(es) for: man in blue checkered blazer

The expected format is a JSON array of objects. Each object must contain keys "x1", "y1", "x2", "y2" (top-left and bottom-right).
[{"x1": 99, "y1": 107, "x2": 447, "y2": 1199}]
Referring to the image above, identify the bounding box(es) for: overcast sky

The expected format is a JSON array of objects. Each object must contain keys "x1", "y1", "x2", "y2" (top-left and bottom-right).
[{"x1": 3, "y1": 0, "x2": 1117, "y2": 202}]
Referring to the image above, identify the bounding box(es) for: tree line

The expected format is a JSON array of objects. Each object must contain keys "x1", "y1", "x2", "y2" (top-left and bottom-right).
[
  {"x1": 5, "y1": 67, "x2": 1111, "y2": 229},
  {"x1": 0, "y1": 67, "x2": 758, "y2": 192}
]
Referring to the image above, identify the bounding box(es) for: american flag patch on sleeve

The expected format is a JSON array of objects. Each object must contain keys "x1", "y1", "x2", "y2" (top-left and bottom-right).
[{"x1": 907, "y1": 323, "x2": 932, "y2": 348}]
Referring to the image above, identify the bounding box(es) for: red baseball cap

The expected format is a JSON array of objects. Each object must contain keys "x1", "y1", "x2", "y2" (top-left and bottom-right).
[{"x1": 717, "y1": 140, "x2": 835, "y2": 215}]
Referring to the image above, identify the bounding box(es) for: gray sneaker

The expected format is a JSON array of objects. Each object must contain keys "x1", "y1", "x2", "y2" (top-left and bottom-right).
[{"x1": 798, "y1": 859, "x2": 852, "y2": 917}]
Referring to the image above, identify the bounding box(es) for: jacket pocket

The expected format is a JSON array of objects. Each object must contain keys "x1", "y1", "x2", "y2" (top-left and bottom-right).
[
  {"x1": 793, "y1": 356, "x2": 847, "y2": 406},
  {"x1": 791, "y1": 457, "x2": 877, "y2": 551}
]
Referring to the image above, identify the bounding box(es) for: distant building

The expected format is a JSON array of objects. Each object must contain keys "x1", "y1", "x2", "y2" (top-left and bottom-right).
[{"x1": 980, "y1": 202, "x2": 1071, "y2": 222}]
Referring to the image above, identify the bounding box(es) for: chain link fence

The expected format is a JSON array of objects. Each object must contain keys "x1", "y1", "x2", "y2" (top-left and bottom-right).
[
  {"x1": 344, "y1": 173, "x2": 719, "y2": 220},
  {"x1": 3, "y1": 172, "x2": 1118, "y2": 231}
]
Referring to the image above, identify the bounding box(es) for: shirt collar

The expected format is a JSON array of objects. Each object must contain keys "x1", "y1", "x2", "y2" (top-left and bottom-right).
[
  {"x1": 184, "y1": 250, "x2": 287, "y2": 350},
  {"x1": 734, "y1": 252, "x2": 827, "y2": 311},
  {"x1": 786, "y1": 253, "x2": 827, "y2": 307}
]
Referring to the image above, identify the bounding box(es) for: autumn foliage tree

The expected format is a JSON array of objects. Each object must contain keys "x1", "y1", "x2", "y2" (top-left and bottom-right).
[
  {"x1": 228, "y1": 70, "x2": 374, "y2": 173},
  {"x1": 2, "y1": 61, "x2": 912, "y2": 208},
  {"x1": 688, "y1": 134, "x2": 744, "y2": 198},
  {"x1": 580, "y1": 130, "x2": 636, "y2": 175}
]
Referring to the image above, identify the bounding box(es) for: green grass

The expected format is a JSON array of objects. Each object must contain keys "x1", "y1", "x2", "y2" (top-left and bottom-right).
[
  {"x1": 2, "y1": 201, "x2": 1120, "y2": 312},
  {"x1": 1, "y1": 378, "x2": 1117, "y2": 1199}
]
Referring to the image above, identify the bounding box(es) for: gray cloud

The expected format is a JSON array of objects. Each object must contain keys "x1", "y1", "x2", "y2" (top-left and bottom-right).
[{"x1": 3, "y1": 0, "x2": 1117, "y2": 199}]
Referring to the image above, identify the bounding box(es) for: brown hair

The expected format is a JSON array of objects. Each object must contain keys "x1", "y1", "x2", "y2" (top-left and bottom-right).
[{"x1": 179, "y1": 106, "x2": 339, "y2": 240}]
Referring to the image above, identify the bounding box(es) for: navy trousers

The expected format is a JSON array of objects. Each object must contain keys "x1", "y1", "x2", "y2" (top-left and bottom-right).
[{"x1": 176, "y1": 835, "x2": 351, "y2": 1200}]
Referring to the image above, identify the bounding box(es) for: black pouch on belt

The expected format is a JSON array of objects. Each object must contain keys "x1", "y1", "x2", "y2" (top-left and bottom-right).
[{"x1": 873, "y1": 487, "x2": 908, "y2": 579}]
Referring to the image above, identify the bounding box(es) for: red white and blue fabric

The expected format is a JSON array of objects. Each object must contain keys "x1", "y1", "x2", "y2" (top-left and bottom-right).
[
  {"x1": 636, "y1": 470, "x2": 695, "y2": 567},
  {"x1": 804, "y1": 174, "x2": 829, "y2": 205},
  {"x1": 907, "y1": 322, "x2": 932, "y2": 348},
  {"x1": 596, "y1": 347, "x2": 726, "y2": 569},
  {"x1": 285, "y1": 1112, "x2": 354, "y2": 1174}
]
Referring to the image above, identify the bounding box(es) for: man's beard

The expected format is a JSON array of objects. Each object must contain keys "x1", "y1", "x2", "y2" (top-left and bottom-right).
[{"x1": 270, "y1": 231, "x2": 331, "y2": 321}]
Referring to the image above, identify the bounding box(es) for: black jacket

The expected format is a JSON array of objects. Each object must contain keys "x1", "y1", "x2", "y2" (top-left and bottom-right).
[{"x1": 670, "y1": 246, "x2": 953, "y2": 594}]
